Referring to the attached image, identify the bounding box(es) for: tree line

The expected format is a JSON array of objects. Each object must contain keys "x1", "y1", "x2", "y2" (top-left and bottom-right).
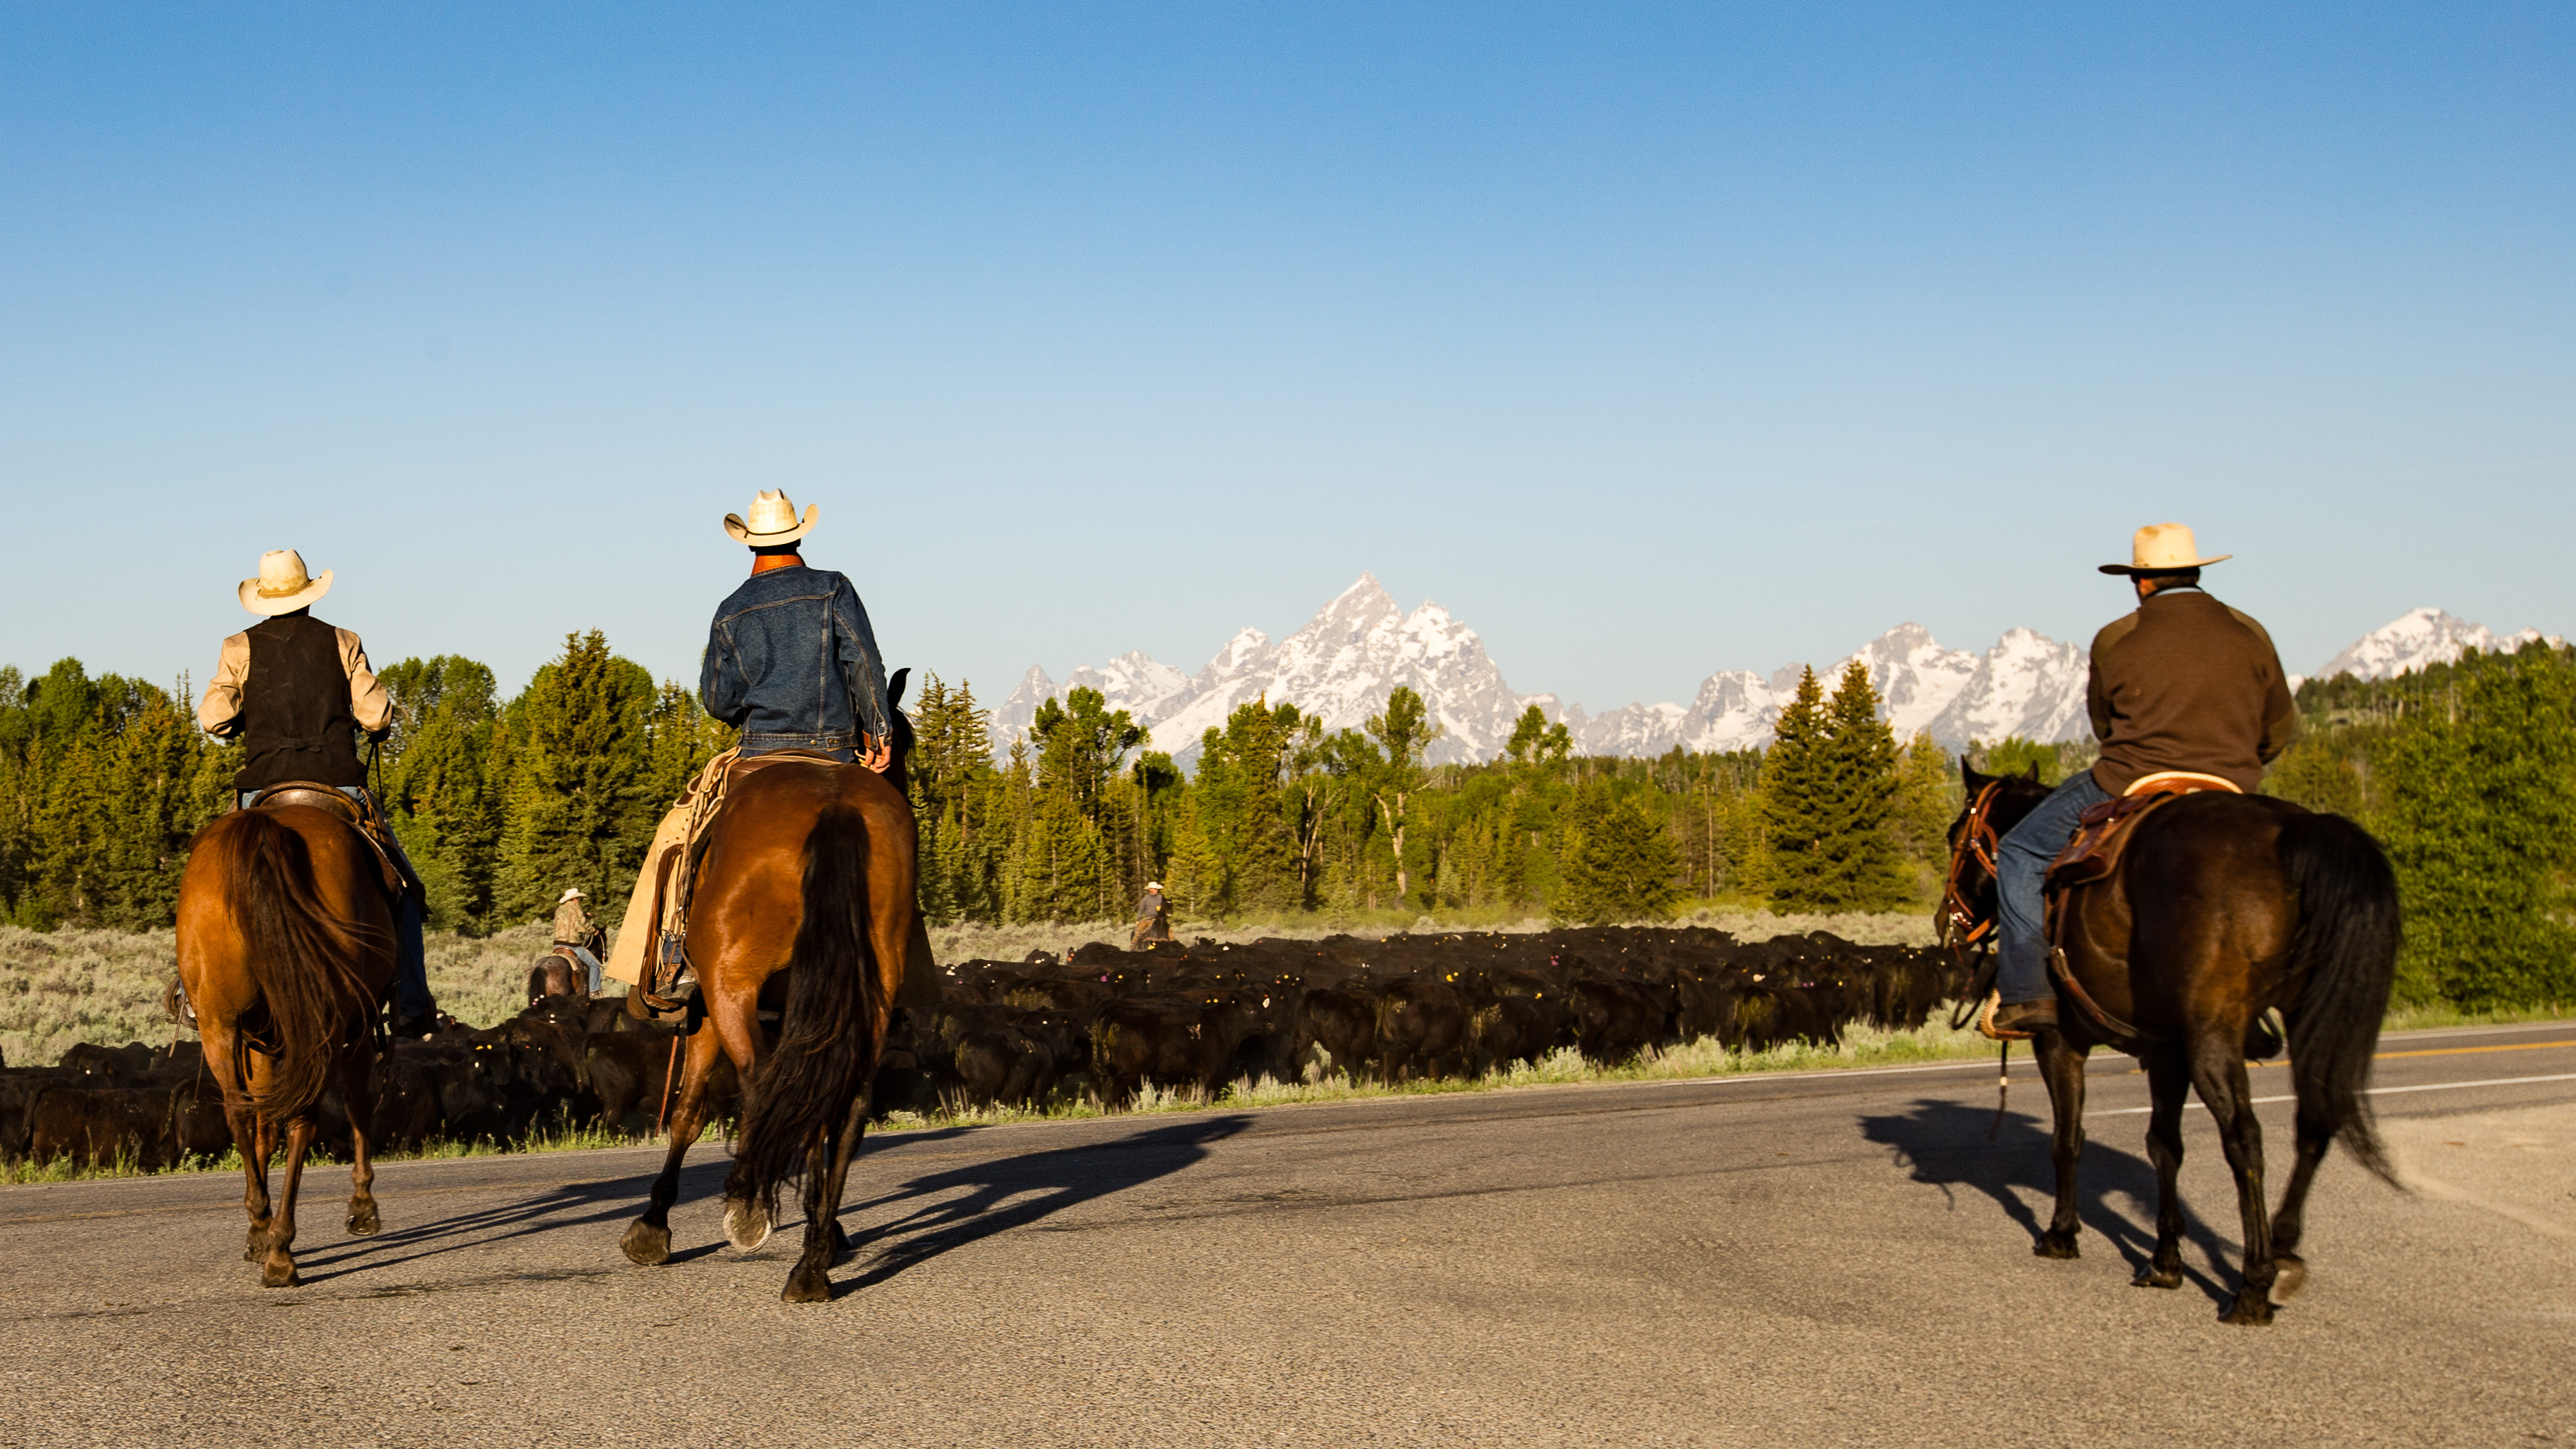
[{"x1": 8, "y1": 626, "x2": 2565, "y2": 1011}]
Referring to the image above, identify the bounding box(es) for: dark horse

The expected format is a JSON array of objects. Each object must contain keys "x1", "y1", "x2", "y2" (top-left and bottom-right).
[
  {"x1": 619, "y1": 680, "x2": 918, "y2": 1303},
  {"x1": 175, "y1": 802, "x2": 395, "y2": 1287},
  {"x1": 1944, "y1": 762, "x2": 2401, "y2": 1324}
]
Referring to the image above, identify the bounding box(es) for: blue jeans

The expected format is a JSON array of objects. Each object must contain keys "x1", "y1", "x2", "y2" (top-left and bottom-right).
[
  {"x1": 1995, "y1": 771, "x2": 2112, "y2": 1004},
  {"x1": 239, "y1": 786, "x2": 434, "y2": 1020}
]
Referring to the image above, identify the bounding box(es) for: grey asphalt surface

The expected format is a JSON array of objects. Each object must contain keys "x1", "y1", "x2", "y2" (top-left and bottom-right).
[{"x1": 1, "y1": 1023, "x2": 2570, "y2": 1448}]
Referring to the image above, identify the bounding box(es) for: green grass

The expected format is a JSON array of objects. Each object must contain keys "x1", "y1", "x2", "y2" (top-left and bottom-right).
[{"x1": 2379, "y1": 999, "x2": 2575, "y2": 1033}]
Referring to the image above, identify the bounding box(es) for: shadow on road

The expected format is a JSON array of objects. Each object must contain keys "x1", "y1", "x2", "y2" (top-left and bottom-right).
[
  {"x1": 1860, "y1": 1096, "x2": 2238, "y2": 1308},
  {"x1": 833, "y1": 1115, "x2": 1253, "y2": 1298}
]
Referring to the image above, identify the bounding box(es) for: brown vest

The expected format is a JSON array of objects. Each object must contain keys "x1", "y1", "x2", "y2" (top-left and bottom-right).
[{"x1": 237, "y1": 614, "x2": 365, "y2": 790}]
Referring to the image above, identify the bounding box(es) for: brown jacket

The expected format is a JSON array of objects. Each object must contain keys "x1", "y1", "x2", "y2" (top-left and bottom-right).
[{"x1": 2086, "y1": 588, "x2": 2295, "y2": 795}]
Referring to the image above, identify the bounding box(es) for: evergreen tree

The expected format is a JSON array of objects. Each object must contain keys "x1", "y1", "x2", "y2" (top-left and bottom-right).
[
  {"x1": 494, "y1": 631, "x2": 655, "y2": 925},
  {"x1": 1761, "y1": 666, "x2": 1833, "y2": 909},
  {"x1": 1554, "y1": 781, "x2": 1681, "y2": 924},
  {"x1": 1888, "y1": 730, "x2": 1959, "y2": 899}
]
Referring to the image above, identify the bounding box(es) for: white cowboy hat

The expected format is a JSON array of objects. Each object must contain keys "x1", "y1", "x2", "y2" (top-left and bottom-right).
[
  {"x1": 237, "y1": 550, "x2": 334, "y2": 616},
  {"x1": 1145, "y1": 882, "x2": 1163, "y2": 892},
  {"x1": 723, "y1": 489, "x2": 820, "y2": 547},
  {"x1": 558, "y1": 887, "x2": 584, "y2": 903},
  {"x1": 2100, "y1": 522, "x2": 2231, "y2": 576}
]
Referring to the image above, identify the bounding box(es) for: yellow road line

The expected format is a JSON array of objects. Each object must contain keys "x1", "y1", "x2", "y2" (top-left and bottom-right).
[
  {"x1": 2097, "y1": 1072, "x2": 2576, "y2": 1116},
  {"x1": 2378, "y1": 1039, "x2": 2575, "y2": 1060}
]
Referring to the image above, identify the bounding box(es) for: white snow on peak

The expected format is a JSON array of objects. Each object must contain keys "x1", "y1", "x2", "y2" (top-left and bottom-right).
[
  {"x1": 2313, "y1": 607, "x2": 2565, "y2": 683},
  {"x1": 988, "y1": 588, "x2": 2563, "y2": 766},
  {"x1": 990, "y1": 575, "x2": 1555, "y2": 765}
]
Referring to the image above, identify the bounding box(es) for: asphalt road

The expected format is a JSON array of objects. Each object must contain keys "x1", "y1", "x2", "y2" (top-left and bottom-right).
[{"x1": 1, "y1": 1023, "x2": 2570, "y2": 1448}]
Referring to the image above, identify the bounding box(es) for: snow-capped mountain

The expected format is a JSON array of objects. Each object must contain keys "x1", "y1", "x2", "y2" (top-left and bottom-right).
[
  {"x1": 2311, "y1": 607, "x2": 2563, "y2": 683},
  {"x1": 1564, "y1": 626, "x2": 2091, "y2": 756},
  {"x1": 995, "y1": 582, "x2": 2562, "y2": 765},
  {"x1": 992, "y1": 575, "x2": 1554, "y2": 765}
]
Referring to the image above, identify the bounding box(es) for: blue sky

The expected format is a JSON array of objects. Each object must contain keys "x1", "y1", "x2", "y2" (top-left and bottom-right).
[{"x1": 3, "y1": 4, "x2": 2568, "y2": 713}]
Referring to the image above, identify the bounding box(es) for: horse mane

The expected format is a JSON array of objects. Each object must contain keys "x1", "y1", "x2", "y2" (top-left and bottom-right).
[{"x1": 221, "y1": 810, "x2": 388, "y2": 1119}]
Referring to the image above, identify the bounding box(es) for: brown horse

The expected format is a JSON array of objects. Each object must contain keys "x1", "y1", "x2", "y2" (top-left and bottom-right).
[
  {"x1": 175, "y1": 803, "x2": 395, "y2": 1287},
  {"x1": 1944, "y1": 762, "x2": 2401, "y2": 1324},
  {"x1": 616, "y1": 756, "x2": 917, "y2": 1302}
]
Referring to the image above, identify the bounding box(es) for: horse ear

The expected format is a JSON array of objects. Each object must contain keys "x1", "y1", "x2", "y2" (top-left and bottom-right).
[
  {"x1": 2021, "y1": 761, "x2": 2043, "y2": 783},
  {"x1": 1961, "y1": 759, "x2": 1987, "y2": 790},
  {"x1": 888, "y1": 666, "x2": 909, "y2": 710}
]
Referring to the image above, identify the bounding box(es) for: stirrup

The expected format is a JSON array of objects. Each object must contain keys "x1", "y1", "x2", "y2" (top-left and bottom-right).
[
  {"x1": 165, "y1": 979, "x2": 197, "y2": 1031},
  {"x1": 1975, "y1": 990, "x2": 2034, "y2": 1043}
]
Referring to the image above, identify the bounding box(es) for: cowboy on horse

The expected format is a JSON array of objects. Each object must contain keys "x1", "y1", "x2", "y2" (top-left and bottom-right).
[
  {"x1": 605, "y1": 490, "x2": 935, "y2": 1009},
  {"x1": 194, "y1": 549, "x2": 441, "y2": 1038},
  {"x1": 1982, "y1": 523, "x2": 2297, "y2": 1037}
]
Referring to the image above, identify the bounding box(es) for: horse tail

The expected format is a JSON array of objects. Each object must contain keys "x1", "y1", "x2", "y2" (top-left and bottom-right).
[
  {"x1": 2278, "y1": 810, "x2": 2403, "y2": 1187},
  {"x1": 225, "y1": 811, "x2": 385, "y2": 1120},
  {"x1": 728, "y1": 804, "x2": 879, "y2": 1220}
]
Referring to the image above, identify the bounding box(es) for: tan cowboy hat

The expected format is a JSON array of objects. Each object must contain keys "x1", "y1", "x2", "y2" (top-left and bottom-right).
[
  {"x1": 558, "y1": 887, "x2": 584, "y2": 904},
  {"x1": 237, "y1": 550, "x2": 334, "y2": 615},
  {"x1": 723, "y1": 489, "x2": 820, "y2": 546},
  {"x1": 2100, "y1": 522, "x2": 2231, "y2": 576}
]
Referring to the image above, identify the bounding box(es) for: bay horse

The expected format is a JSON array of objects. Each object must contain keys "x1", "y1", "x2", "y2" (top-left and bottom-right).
[
  {"x1": 617, "y1": 722, "x2": 918, "y2": 1303},
  {"x1": 1943, "y1": 761, "x2": 2401, "y2": 1324},
  {"x1": 175, "y1": 802, "x2": 395, "y2": 1287}
]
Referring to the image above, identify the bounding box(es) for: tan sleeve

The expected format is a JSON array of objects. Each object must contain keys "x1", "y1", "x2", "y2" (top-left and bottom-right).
[
  {"x1": 339, "y1": 627, "x2": 393, "y2": 734},
  {"x1": 198, "y1": 633, "x2": 250, "y2": 737}
]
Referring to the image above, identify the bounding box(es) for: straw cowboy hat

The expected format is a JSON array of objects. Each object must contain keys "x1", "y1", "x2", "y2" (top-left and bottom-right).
[
  {"x1": 2100, "y1": 522, "x2": 2232, "y2": 576},
  {"x1": 237, "y1": 550, "x2": 334, "y2": 616},
  {"x1": 559, "y1": 887, "x2": 585, "y2": 904},
  {"x1": 724, "y1": 490, "x2": 820, "y2": 547}
]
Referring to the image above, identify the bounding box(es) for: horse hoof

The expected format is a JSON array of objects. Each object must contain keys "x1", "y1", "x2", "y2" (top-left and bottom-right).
[
  {"x1": 724, "y1": 1197, "x2": 774, "y2": 1253},
  {"x1": 2221, "y1": 1297, "x2": 2275, "y2": 1327},
  {"x1": 2130, "y1": 1266, "x2": 2183, "y2": 1290},
  {"x1": 346, "y1": 1204, "x2": 380, "y2": 1237},
  {"x1": 782, "y1": 1267, "x2": 833, "y2": 1303},
  {"x1": 260, "y1": 1259, "x2": 300, "y2": 1289},
  {"x1": 2271, "y1": 1255, "x2": 2307, "y2": 1303},
  {"x1": 2033, "y1": 1231, "x2": 2081, "y2": 1260},
  {"x1": 621, "y1": 1220, "x2": 671, "y2": 1267}
]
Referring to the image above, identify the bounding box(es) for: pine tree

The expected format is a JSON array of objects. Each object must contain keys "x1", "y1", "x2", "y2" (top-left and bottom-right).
[
  {"x1": 1762, "y1": 666, "x2": 1833, "y2": 909},
  {"x1": 1555, "y1": 782, "x2": 1681, "y2": 924},
  {"x1": 494, "y1": 631, "x2": 655, "y2": 925}
]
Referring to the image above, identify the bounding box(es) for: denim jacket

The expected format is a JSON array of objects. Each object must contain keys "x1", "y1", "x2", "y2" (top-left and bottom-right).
[{"x1": 700, "y1": 564, "x2": 890, "y2": 759}]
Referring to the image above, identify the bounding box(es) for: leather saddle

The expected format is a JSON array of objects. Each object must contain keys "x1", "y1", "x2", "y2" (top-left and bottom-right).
[
  {"x1": 2045, "y1": 771, "x2": 2242, "y2": 894},
  {"x1": 243, "y1": 780, "x2": 415, "y2": 902}
]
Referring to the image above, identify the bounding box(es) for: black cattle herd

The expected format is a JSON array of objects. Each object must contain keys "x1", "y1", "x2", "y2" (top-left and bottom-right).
[{"x1": 0, "y1": 927, "x2": 1966, "y2": 1171}]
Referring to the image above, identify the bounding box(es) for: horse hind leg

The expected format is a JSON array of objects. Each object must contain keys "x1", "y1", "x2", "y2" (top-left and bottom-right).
[
  {"x1": 261, "y1": 1115, "x2": 317, "y2": 1288},
  {"x1": 785, "y1": 1093, "x2": 870, "y2": 1304},
  {"x1": 2033, "y1": 1032, "x2": 2090, "y2": 1260},
  {"x1": 2191, "y1": 1042, "x2": 2278, "y2": 1325},
  {"x1": 2268, "y1": 1105, "x2": 2335, "y2": 1303},
  {"x1": 339, "y1": 1046, "x2": 381, "y2": 1237},
  {"x1": 2132, "y1": 1044, "x2": 2190, "y2": 1289}
]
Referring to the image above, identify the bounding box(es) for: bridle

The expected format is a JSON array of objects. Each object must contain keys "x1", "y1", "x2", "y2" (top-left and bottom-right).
[{"x1": 1939, "y1": 780, "x2": 2006, "y2": 965}]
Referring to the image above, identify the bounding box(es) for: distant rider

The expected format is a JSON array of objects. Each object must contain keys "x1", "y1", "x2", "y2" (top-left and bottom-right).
[
  {"x1": 1132, "y1": 882, "x2": 1173, "y2": 949},
  {"x1": 552, "y1": 887, "x2": 605, "y2": 994},
  {"x1": 605, "y1": 491, "x2": 912, "y2": 1001},
  {"x1": 196, "y1": 550, "x2": 441, "y2": 1037},
  {"x1": 1986, "y1": 524, "x2": 2294, "y2": 1035}
]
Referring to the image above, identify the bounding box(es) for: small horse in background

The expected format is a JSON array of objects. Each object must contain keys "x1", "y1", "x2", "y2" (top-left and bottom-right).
[
  {"x1": 175, "y1": 803, "x2": 395, "y2": 1287},
  {"x1": 620, "y1": 671, "x2": 918, "y2": 1302},
  {"x1": 1945, "y1": 761, "x2": 2401, "y2": 1324}
]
